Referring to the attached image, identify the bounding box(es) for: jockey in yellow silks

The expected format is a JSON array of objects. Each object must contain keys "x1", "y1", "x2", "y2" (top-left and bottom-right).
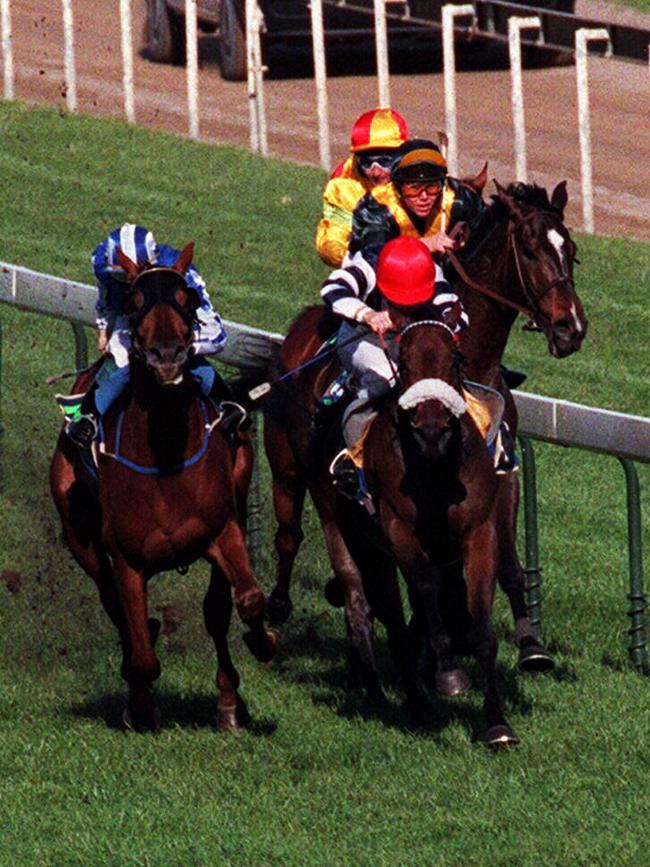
[{"x1": 315, "y1": 108, "x2": 409, "y2": 268}]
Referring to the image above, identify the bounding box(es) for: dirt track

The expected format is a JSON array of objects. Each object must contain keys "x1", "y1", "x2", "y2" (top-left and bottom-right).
[{"x1": 9, "y1": 0, "x2": 650, "y2": 240}]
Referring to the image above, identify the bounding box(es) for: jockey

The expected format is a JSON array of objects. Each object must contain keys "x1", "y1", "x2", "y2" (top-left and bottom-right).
[
  {"x1": 322, "y1": 236, "x2": 469, "y2": 496},
  {"x1": 349, "y1": 138, "x2": 487, "y2": 267},
  {"x1": 315, "y1": 108, "x2": 409, "y2": 268},
  {"x1": 64, "y1": 223, "x2": 245, "y2": 448},
  {"x1": 349, "y1": 139, "x2": 527, "y2": 391}
]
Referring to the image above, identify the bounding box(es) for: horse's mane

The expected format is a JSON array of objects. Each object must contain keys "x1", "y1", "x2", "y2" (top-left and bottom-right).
[
  {"x1": 459, "y1": 181, "x2": 561, "y2": 259},
  {"x1": 490, "y1": 181, "x2": 559, "y2": 215}
]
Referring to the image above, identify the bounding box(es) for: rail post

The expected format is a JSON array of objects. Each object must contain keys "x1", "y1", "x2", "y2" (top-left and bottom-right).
[
  {"x1": 619, "y1": 458, "x2": 648, "y2": 673},
  {"x1": 185, "y1": 0, "x2": 200, "y2": 140},
  {"x1": 61, "y1": 0, "x2": 78, "y2": 112},
  {"x1": 519, "y1": 435, "x2": 544, "y2": 629},
  {"x1": 508, "y1": 16, "x2": 541, "y2": 182},
  {"x1": 442, "y1": 4, "x2": 476, "y2": 177},
  {"x1": 119, "y1": 0, "x2": 136, "y2": 124},
  {"x1": 1, "y1": 0, "x2": 14, "y2": 101},
  {"x1": 309, "y1": 0, "x2": 331, "y2": 170},
  {"x1": 575, "y1": 28, "x2": 611, "y2": 234},
  {"x1": 373, "y1": 0, "x2": 390, "y2": 108},
  {"x1": 246, "y1": 0, "x2": 268, "y2": 156}
]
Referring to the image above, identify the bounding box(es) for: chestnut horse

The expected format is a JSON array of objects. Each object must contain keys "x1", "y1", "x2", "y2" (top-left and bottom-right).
[
  {"x1": 264, "y1": 180, "x2": 587, "y2": 673},
  {"x1": 50, "y1": 246, "x2": 277, "y2": 731}
]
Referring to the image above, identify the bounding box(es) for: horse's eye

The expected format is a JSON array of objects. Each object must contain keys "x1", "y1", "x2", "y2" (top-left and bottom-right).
[{"x1": 522, "y1": 246, "x2": 535, "y2": 261}]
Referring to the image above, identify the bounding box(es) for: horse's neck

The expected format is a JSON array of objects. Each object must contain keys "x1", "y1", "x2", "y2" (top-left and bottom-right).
[
  {"x1": 455, "y1": 222, "x2": 519, "y2": 382},
  {"x1": 128, "y1": 362, "x2": 200, "y2": 463}
]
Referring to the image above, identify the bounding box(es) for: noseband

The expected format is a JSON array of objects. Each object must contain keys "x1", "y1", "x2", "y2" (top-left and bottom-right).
[{"x1": 396, "y1": 321, "x2": 467, "y2": 417}]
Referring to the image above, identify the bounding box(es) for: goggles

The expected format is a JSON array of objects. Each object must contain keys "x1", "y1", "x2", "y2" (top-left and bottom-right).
[
  {"x1": 400, "y1": 180, "x2": 444, "y2": 197},
  {"x1": 356, "y1": 151, "x2": 397, "y2": 173}
]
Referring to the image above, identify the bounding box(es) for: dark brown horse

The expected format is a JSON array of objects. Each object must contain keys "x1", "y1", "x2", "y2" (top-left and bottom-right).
[
  {"x1": 264, "y1": 179, "x2": 587, "y2": 673},
  {"x1": 266, "y1": 301, "x2": 517, "y2": 742},
  {"x1": 50, "y1": 246, "x2": 277, "y2": 731},
  {"x1": 364, "y1": 308, "x2": 518, "y2": 743}
]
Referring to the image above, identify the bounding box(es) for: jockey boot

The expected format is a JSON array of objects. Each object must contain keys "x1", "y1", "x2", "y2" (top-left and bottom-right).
[
  {"x1": 197, "y1": 363, "x2": 251, "y2": 436},
  {"x1": 501, "y1": 364, "x2": 527, "y2": 390},
  {"x1": 493, "y1": 421, "x2": 519, "y2": 475},
  {"x1": 329, "y1": 449, "x2": 361, "y2": 499},
  {"x1": 65, "y1": 386, "x2": 99, "y2": 449}
]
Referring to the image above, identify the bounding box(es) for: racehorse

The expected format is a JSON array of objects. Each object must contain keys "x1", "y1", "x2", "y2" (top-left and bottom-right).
[
  {"x1": 264, "y1": 179, "x2": 587, "y2": 673},
  {"x1": 267, "y1": 300, "x2": 517, "y2": 742},
  {"x1": 50, "y1": 245, "x2": 277, "y2": 732}
]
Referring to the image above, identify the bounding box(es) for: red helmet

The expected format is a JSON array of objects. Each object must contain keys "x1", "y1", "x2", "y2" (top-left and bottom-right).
[
  {"x1": 350, "y1": 108, "x2": 409, "y2": 153},
  {"x1": 376, "y1": 238, "x2": 436, "y2": 306}
]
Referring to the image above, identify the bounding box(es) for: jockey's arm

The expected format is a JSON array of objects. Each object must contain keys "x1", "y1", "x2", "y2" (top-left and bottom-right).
[
  {"x1": 321, "y1": 251, "x2": 392, "y2": 331},
  {"x1": 349, "y1": 194, "x2": 399, "y2": 268},
  {"x1": 184, "y1": 265, "x2": 228, "y2": 357}
]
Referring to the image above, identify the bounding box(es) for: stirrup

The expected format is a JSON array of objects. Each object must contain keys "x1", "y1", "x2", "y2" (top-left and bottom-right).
[
  {"x1": 493, "y1": 422, "x2": 519, "y2": 475},
  {"x1": 329, "y1": 449, "x2": 376, "y2": 515},
  {"x1": 65, "y1": 413, "x2": 98, "y2": 449},
  {"x1": 219, "y1": 401, "x2": 250, "y2": 434}
]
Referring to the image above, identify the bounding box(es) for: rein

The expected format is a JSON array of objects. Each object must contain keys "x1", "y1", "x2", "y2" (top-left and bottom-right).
[{"x1": 448, "y1": 208, "x2": 575, "y2": 329}]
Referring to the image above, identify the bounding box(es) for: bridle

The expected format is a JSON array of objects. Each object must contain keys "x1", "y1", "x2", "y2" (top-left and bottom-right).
[
  {"x1": 447, "y1": 208, "x2": 576, "y2": 331},
  {"x1": 126, "y1": 267, "x2": 198, "y2": 362}
]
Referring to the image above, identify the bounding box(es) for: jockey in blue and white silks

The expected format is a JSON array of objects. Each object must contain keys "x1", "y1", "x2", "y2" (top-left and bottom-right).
[{"x1": 64, "y1": 223, "x2": 242, "y2": 449}]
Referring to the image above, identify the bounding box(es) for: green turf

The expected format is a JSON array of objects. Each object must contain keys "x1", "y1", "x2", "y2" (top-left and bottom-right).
[{"x1": 1, "y1": 101, "x2": 649, "y2": 867}]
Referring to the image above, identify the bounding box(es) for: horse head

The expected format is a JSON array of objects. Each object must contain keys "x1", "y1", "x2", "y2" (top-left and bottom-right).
[
  {"x1": 118, "y1": 243, "x2": 199, "y2": 386},
  {"x1": 494, "y1": 180, "x2": 588, "y2": 358},
  {"x1": 396, "y1": 305, "x2": 467, "y2": 463}
]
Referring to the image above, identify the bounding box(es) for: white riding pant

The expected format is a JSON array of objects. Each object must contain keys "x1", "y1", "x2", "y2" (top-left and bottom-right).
[{"x1": 336, "y1": 321, "x2": 397, "y2": 448}]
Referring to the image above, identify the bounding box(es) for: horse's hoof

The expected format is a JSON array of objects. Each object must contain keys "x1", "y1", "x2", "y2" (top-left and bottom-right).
[
  {"x1": 217, "y1": 699, "x2": 251, "y2": 732},
  {"x1": 324, "y1": 576, "x2": 345, "y2": 608},
  {"x1": 517, "y1": 638, "x2": 555, "y2": 673},
  {"x1": 122, "y1": 704, "x2": 160, "y2": 734},
  {"x1": 483, "y1": 724, "x2": 520, "y2": 748},
  {"x1": 436, "y1": 668, "x2": 471, "y2": 696},
  {"x1": 243, "y1": 627, "x2": 279, "y2": 663},
  {"x1": 265, "y1": 593, "x2": 293, "y2": 625}
]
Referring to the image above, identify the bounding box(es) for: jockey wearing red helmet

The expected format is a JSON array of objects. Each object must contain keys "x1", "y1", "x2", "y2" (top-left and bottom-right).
[
  {"x1": 315, "y1": 108, "x2": 409, "y2": 268},
  {"x1": 321, "y1": 237, "x2": 468, "y2": 496}
]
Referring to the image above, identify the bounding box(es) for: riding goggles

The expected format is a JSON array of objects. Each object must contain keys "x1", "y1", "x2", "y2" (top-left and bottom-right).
[
  {"x1": 356, "y1": 151, "x2": 397, "y2": 173},
  {"x1": 400, "y1": 180, "x2": 444, "y2": 197}
]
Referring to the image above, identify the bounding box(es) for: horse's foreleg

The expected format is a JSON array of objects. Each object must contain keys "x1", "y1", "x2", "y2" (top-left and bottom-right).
[
  {"x1": 112, "y1": 555, "x2": 160, "y2": 732},
  {"x1": 203, "y1": 563, "x2": 250, "y2": 730},
  {"x1": 463, "y1": 522, "x2": 519, "y2": 746},
  {"x1": 232, "y1": 430, "x2": 254, "y2": 530},
  {"x1": 323, "y1": 507, "x2": 382, "y2": 700},
  {"x1": 496, "y1": 475, "x2": 554, "y2": 672},
  {"x1": 264, "y1": 424, "x2": 306, "y2": 625},
  {"x1": 206, "y1": 520, "x2": 278, "y2": 664}
]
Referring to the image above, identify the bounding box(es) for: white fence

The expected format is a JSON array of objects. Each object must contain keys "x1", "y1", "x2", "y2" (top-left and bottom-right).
[{"x1": 1, "y1": 1, "x2": 647, "y2": 233}]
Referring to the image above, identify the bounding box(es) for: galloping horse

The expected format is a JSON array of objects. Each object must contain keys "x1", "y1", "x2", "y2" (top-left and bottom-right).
[
  {"x1": 264, "y1": 180, "x2": 587, "y2": 672},
  {"x1": 363, "y1": 305, "x2": 518, "y2": 743},
  {"x1": 50, "y1": 245, "x2": 277, "y2": 731}
]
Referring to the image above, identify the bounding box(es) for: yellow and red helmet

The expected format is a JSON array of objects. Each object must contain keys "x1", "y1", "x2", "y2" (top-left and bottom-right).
[
  {"x1": 376, "y1": 237, "x2": 436, "y2": 307},
  {"x1": 350, "y1": 108, "x2": 409, "y2": 153}
]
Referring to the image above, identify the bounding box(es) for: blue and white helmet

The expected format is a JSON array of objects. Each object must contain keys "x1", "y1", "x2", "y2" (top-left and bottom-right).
[{"x1": 107, "y1": 223, "x2": 158, "y2": 275}]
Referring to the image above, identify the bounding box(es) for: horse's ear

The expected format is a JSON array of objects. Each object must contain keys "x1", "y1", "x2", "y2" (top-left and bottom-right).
[
  {"x1": 174, "y1": 242, "x2": 195, "y2": 276},
  {"x1": 550, "y1": 180, "x2": 568, "y2": 216},
  {"x1": 462, "y1": 162, "x2": 488, "y2": 195},
  {"x1": 117, "y1": 247, "x2": 141, "y2": 283}
]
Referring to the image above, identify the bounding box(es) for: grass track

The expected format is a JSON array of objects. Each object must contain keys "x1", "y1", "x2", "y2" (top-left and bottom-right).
[{"x1": 1, "y1": 102, "x2": 649, "y2": 866}]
